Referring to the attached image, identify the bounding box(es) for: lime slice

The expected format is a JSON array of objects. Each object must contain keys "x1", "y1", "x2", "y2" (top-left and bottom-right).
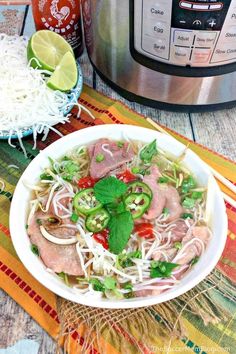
[
  {"x1": 47, "y1": 51, "x2": 78, "y2": 92},
  {"x1": 27, "y1": 30, "x2": 73, "y2": 72}
]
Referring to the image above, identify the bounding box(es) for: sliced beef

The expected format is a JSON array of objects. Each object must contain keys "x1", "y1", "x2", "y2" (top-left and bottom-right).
[
  {"x1": 28, "y1": 211, "x2": 83, "y2": 276},
  {"x1": 164, "y1": 186, "x2": 183, "y2": 222},
  {"x1": 152, "y1": 247, "x2": 177, "y2": 262},
  {"x1": 162, "y1": 219, "x2": 193, "y2": 242},
  {"x1": 176, "y1": 226, "x2": 210, "y2": 265},
  {"x1": 143, "y1": 166, "x2": 183, "y2": 221},
  {"x1": 143, "y1": 166, "x2": 164, "y2": 220},
  {"x1": 89, "y1": 139, "x2": 135, "y2": 179}
]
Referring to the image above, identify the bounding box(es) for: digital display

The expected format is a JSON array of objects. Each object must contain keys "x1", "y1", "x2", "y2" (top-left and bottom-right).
[{"x1": 172, "y1": 0, "x2": 232, "y2": 31}]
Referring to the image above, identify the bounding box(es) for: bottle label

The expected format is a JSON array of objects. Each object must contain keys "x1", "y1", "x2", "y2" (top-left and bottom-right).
[{"x1": 34, "y1": 0, "x2": 83, "y2": 53}]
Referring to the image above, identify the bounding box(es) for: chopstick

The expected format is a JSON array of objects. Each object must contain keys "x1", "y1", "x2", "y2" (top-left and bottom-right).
[{"x1": 146, "y1": 117, "x2": 236, "y2": 205}]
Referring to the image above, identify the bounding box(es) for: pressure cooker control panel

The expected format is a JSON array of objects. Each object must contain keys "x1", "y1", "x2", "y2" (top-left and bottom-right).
[{"x1": 134, "y1": 0, "x2": 236, "y2": 67}]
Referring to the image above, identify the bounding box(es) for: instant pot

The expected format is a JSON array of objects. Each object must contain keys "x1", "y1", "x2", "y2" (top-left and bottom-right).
[{"x1": 82, "y1": 0, "x2": 236, "y2": 112}]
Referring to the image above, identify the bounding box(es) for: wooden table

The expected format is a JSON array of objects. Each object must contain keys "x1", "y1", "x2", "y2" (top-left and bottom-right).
[{"x1": 0, "y1": 4, "x2": 236, "y2": 353}]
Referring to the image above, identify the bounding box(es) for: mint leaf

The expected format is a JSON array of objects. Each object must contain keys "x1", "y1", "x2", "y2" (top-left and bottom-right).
[
  {"x1": 106, "y1": 201, "x2": 126, "y2": 215},
  {"x1": 94, "y1": 177, "x2": 127, "y2": 205},
  {"x1": 140, "y1": 140, "x2": 157, "y2": 163},
  {"x1": 104, "y1": 277, "x2": 117, "y2": 290},
  {"x1": 150, "y1": 261, "x2": 179, "y2": 278},
  {"x1": 108, "y1": 211, "x2": 134, "y2": 254}
]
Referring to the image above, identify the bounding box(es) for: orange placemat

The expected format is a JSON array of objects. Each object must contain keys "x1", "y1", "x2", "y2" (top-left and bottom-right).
[{"x1": 1, "y1": 84, "x2": 236, "y2": 353}]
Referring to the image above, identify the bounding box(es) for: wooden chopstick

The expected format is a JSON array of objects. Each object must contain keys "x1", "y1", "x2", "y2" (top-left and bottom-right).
[
  {"x1": 146, "y1": 117, "x2": 236, "y2": 202},
  {"x1": 222, "y1": 193, "x2": 236, "y2": 209}
]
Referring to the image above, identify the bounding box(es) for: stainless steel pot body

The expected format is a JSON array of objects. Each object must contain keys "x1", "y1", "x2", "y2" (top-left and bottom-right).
[{"x1": 82, "y1": 0, "x2": 236, "y2": 112}]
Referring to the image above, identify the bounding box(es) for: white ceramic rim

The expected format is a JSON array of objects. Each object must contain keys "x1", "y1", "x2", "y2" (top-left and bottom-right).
[{"x1": 10, "y1": 124, "x2": 228, "y2": 309}]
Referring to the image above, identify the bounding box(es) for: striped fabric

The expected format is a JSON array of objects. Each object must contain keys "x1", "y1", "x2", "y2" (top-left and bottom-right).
[{"x1": 0, "y1": 84, "x2": 236, "y2": 354}]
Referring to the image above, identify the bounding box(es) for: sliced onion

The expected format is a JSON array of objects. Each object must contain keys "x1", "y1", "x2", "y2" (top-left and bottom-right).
[{"x1": 39, "y1": 225, "x2": 77, "y2": 245}]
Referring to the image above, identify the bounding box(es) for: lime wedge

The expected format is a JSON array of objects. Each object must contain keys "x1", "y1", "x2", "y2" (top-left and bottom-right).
[
  {"x1": 47, "y1": 51, "x2": 78, "y2": 92},
  {"x1": 27, "y1": 30, "x2": 73, "y2": 72}
]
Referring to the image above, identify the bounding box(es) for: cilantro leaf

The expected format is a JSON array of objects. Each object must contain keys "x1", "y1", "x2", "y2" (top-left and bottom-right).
[
  {"x1": 108, "y1": 211, "x2": 134, "y2": 254},
  {"x1": 94, "y1": 177, "x2": 127, "y2": 205},
  {"x1": 181, "y1": 175, "x2": 196, "y2": 193},
  {"x1": 140, "y1": 140, "x2": 157, "y2": 163},
  {"x1": 89, "y1": 278, "x2": 105, "y2": 292},
  {"x1": 118, "y1": 250, "x2": 142, "y2": 268},
  {"x1": 182, "y1": 197, "x2": 196, "y2": 209},
  {"x1": 190, "y1": 256, "x2": 199, "y2": 266},
  {"x1": 150, "y1": 261, "x2": 179, "y2": 278},
  {"x1": 123, "y1": 282, "x2": 133, "y2": 291},
  {"x1": 104, "y1": 277, "x2": 117, "y2": 290},
  {"x1": 191, "y1": 191, "x2": 203, "y2": 200},
  {"x1": 181, "y1": 213, "x2": 193, "y2": 219}
]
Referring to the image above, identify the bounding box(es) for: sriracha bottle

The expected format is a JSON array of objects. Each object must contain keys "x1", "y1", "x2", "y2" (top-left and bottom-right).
[{"x1": 31, "y1": 0, "x2": 83, "y2": 58}]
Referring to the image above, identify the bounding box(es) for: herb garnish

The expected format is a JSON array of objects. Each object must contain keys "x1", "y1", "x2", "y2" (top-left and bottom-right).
[
  {"x1": 140, "y1": 140, "x2": 157, "y2": 163},
  {"x1": 118, "y1": 250, "x2": 142, "y2": 268},
  {"x1": 150, "y1": 261, "x2": 179, "y2": 278},
  {"x1": 96, "y1": 153, "x2": 105, "y2": 163},
  {"x1": 40, "y1": 173, "x2": 53, "y2": 181},
  {"x1": 190, "y1": 256, "x2": 199, "y2": 266},
  {"x1": 31, "y1": 244, "x2": 39, "y2": 256},
  {"x1": 89, "y1": 276, "x2": 117, "y2": 292},
  {"x1": 108, "y1": 211, "x2": 134, "y2": 254},
  {"x1": 174, "y1": 242, "x2": 182, "y2": 250},
  {"x1": 158, "y1": 176, "x2": 169, "y2": 184},
  {"x1": 182, "y1": 197, "x2": 196, "y2": 209},
  {"x1": 181, "y1": 175, "x2": 196, "y2": 193},
  {"x1": 162, "y1": 207, "x2": 169, "y2": 217},
  {"x1": 181, "y1": 213, "x2": 193, "y2": 219},
  {"x1": 93, "y1": 177, "x2": 135, "y2": 254},
  {"x1": 191, "y1": 191, "x2": 203, "y2": 200},
  {"x1": 94, "y1": 176, "x2": 127, "y2": 205},
  {"x1": 58, "y1": 272, "x2": 69, "y2": 285}
]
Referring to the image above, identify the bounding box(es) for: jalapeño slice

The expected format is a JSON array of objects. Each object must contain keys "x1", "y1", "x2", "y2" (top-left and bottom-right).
[
  {"x1": 73, "y1": 188, "x2": 102, "y2": 215},
  {"x1": 127, "y1": 181, "x2": 153, "y2": 199},
  {"x1": 85, "y1": 208, "x2": 110, "y2": 232},
  {"x1": 124, "y1": 193, "x2": 151, "y2": 219}
]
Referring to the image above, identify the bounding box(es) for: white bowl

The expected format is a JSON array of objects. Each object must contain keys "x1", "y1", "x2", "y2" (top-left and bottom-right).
[{"x1": 10, "y1": 125, "x2": 228, "y2": 309}]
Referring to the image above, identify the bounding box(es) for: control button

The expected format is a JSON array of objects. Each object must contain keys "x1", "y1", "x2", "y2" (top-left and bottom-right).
[
  {"x1": 211, "y1": 45, "x2": 236, "y2": 63},
  {"x1": 223, "y1": 27, "x2": 236, "y2": 41},
  {"x1": 180, "y1": 1, "x2": 192, "y2": 9},
  {"x1": 195, "y1": 32, "x2": 217, "y2": 48},
  {"x1": 192, "y1": 4, "x2": 209, "y2": 10},
  {"x1": 206, "y1": 18, "x2": 217, "y2": 29},
  {"x1": 192, "y1": 48, "x2": 211, "y2": 63},
  {"x1": 230, "y1": 12, "x2": 236, "y2": 22},
  {"x1": 144, "y1": 2, "x2": 171, "y2": 21},
  {"x1": 143, "y1": 19, "x2": 169, "y2": 39},
  {"x1": 209, "y1": 4, "x2": 223, "y2": 11},
  {"x1": 192, "y1": 19, "x2": 203, "y2": 29},
  {"x1": 173, "y1": 30, "x2": 193, "y2": 46},
  {"x1": 142, "y1": 37, "x2": 169, "y2": 59},
  {"x1": 172, "y1": 46, "x2": 191, "y2": 63}
]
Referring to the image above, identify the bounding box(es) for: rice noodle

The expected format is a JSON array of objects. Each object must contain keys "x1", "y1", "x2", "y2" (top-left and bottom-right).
[{"x1": 101, "y1": 144, "x2": 113, "y2": 157}]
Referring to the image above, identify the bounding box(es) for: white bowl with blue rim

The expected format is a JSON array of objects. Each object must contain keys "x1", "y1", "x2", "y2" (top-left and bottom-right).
[{"x1": 0, "y1": 63, "x2": 83, "y2": 140}]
